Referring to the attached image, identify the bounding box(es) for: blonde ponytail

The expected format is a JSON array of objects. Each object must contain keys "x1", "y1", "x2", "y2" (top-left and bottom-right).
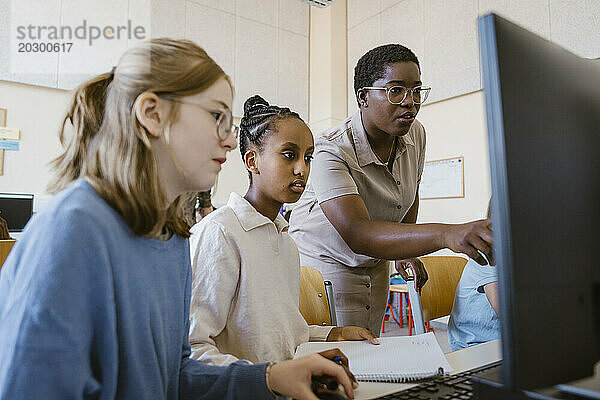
[
  {"x1": 48, "y1": 39, "x2": 230, "y2": 238},
  {"x1": 50, "y1": 72, "x2": 112, "y2": 191}
]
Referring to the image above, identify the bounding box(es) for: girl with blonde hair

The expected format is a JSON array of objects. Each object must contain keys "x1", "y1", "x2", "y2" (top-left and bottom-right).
[{"x1": 0, "y1": 39, "x2": 355, "y2": 400}]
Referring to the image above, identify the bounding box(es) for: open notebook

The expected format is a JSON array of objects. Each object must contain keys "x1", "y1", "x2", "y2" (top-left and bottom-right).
[{"x1": 295, "y1": 332, "x2": 453, "y2": 383}]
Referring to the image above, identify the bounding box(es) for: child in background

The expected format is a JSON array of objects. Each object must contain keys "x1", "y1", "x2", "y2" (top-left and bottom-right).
[
  {"x1": 189, "y1": 95, "x2": 378, "y2": 366},
  {"x1": 448, "y1": 203, "x2": 500, "y2": 351},
  {"x1": 0, "y1": 216, "x2": 9, "y2": 239},
  {"x1": 0, "y1": 39, "x2": 356, "y2": 400},
  {"x1": 182, "y1": 191, "x2": 215, "y2": 226},
  {"x1": 195, "y1": 191, "x2": 216, "y2": 223}
]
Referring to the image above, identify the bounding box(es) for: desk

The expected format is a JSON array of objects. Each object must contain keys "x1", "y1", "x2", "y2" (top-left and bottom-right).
[{"x1": 353, "y1": 340, "x2": 502, "y2": 400}]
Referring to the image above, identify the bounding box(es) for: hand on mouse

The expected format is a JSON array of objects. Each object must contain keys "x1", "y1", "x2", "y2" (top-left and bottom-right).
[
  {"x1": 267, "y1": 350, "x2": 355, "y2": 400},
  {"x1": 312, "y1": 349, "x2": 357, "y2": 398}
]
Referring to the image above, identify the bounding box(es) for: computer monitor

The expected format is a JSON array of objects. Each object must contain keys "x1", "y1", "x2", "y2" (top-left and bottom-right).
[
  {"x1": 479, "y1": 13, "x2": 600, "y2": 391},
  {"x1": 0, "y1": 193, "x2": 34, "y2": 232}
]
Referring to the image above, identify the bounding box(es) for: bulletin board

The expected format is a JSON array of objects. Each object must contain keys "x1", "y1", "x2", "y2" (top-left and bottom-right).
[{"x1": 419, "y1": 156, "x2": 464, "y2": 199}]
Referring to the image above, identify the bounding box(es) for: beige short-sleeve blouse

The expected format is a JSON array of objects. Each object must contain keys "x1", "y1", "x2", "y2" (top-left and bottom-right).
[{"x1": 289, "y1": 111, "x2": 426, "y2": 269}]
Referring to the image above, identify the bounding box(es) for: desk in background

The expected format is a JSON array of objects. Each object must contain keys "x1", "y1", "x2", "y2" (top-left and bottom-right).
[{"x1": 0, "y1": 239, "x2": 16, "y2": 271}]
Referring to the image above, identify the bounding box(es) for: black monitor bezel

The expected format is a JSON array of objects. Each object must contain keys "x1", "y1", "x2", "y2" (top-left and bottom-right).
[{"x1": 0, "y1": 193, "x2": 34, "y2": 233}]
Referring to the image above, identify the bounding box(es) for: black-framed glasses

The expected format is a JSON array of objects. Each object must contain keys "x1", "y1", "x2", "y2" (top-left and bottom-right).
[
  {"x1": 361, "y1": 85, "x2": 432, "y2": 105},
  {"x1": 162, "y1": 97, "x2": 239, "y2": 141}
]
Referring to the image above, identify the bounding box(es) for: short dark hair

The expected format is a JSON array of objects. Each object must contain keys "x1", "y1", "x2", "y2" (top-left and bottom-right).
[
  {"x1": 353, "y1": 44, "x2": 420, "y2": 96},
  {"x1": 239, "y1": 95, "x2": 303, "y2": 181}
]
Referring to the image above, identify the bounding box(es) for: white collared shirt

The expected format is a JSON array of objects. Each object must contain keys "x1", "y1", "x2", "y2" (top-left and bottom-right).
[{"x1": 188, "y1": 192, "x2": 333, "y2": 366}]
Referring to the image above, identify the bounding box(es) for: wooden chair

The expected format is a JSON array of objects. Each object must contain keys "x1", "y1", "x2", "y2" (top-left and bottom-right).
[
  {"x1": 407, "y1": 256, "x2": 468, "y2": 335},
  {"x1": 0, "y1": 239, "x2": 16, "y2": 271},
  {"x1": 299, "y1": 266, "x2": 337, "y2": 326}
]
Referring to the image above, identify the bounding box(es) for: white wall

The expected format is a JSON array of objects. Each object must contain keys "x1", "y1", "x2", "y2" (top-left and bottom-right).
[
  {"x1": 0, "y1": 0, "x2": 311, "y2": 206},
  {"x1": 1, "y1": 0, "x2": 310, "y2": 119},
  {"x1": 307, "y1": 1, "x2": 348, "y2": 134},
  {"x1": 0, "y1": 81, "x2": 69, "y2": 210},
  {"x1": 416, "y1": 91, "x2": 490, "y2": 223},
  {"x1": 346, "y1": 0, "x2": 600, "y2": 115},
  {"x1": 345, "y1": 0, "x2": 600, "y2": 223},
  {"x1": 2, "y1": 0, "x2": 599, "y2": 216}
]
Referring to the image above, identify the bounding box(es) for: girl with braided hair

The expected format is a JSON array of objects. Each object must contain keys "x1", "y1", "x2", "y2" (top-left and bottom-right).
[
  {"x1": 0, "y1": 40, "x2": 357, "y2": 400},
  {"x1": 189, "y1": 95, "x2": 378, "y2": 370}
]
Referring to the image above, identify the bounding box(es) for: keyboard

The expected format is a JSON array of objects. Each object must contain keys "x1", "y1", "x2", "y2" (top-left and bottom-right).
[{"x1": 374, "y1": 361, "x2": 502, "y2": 400}]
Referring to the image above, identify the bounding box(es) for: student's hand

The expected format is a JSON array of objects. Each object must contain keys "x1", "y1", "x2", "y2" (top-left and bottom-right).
[
  {"x1": 395, "y1": 258, "x2": 428, "y2": 290},
  {"x1": 268, "y1": 351, "x2": 356, "y2": 400},
  {"x1": 327, "y1": 326, "x2": 380, "y2": 345},
  {"x1": 318, "y1": 349, "x2": 358, "y2": 390},
  {"x1": 443, "y1": 218, "x2": 495, "y2": 266}
]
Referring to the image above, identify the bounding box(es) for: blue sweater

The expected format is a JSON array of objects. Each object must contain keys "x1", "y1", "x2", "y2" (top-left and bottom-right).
[{"x1": 0, "y1": 180, "x2": 274, "y2": 400}]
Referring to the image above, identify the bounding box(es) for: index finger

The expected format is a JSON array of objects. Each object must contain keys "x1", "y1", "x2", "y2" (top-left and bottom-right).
[
  {"x1": 465, "y1": 247, "x2": 488, "y2": 266},
  {"x1": 396, "y1": 266, "x2": 410, "y2": 282},
  {"x1": 319, "y1": 348, "x2": 350, "y2": 369},
  {"x1": 359, "y1": 328, "x2": 380, "y2": 345},
  {"x1": 470, "y1": 236, "x2": 495, "y2": 266},
  {"x1": 320, "y1": 360, "x2": 355, "y2": 399},
  {"x1": 477, "y1": 219, "x2": 493, "y2": 244},
  {"x1": 323, "y1": 350, "x2": 358, "y2": 386},
  {"x1": 413, "y1": 263, "x2": 428, "y2": 290}
]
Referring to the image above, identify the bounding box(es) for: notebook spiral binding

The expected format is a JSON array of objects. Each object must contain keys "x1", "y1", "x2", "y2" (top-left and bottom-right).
[{"x1": 357, "y1": 367, "x2": 446, "y2": 383}]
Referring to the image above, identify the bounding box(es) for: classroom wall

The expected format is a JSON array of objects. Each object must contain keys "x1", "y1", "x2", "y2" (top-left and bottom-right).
[
  {"x1": 416, "y1": 91, "x2": 490, "y2": 223},
  {"x1": 1, "y1": 0, "x2": 310, "y2": 119},
  {"x1": 0, "y1": 80, "x2": 69, "y2": 210},
  {"x1": 346, "y1": 0, "x2": 600, "y2": 115},
  {"x1": 0, "y1": 0, "x2": 310, "y2": 206},
  {"x1": 307, "y1": 1, "x2": 348, "y2": 135},
  {"x1": 345, "y1": 0, "x2": 600, "y2": 222},
  {"x1": 2, "y1": 0, "x2": 599, "y2": 221}
]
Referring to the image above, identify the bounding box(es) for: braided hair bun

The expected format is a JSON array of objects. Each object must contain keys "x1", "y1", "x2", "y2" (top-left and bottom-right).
[
  {"x1": 243, "y1": 95, "x2": 270, "y2": 114},
  {"x1": 239, "y1": 95, "x2": 302, "y2": 164}
]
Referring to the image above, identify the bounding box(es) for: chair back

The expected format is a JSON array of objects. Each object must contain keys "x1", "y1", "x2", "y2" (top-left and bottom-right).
[
  {"x1": 408, "y1": 256, "x2": 468, "y2": 333},
  {"x1": 299, "y1": 266, "x2": 334, "y2": 326},
  {"x1": 0, "y1": 239, "x2": 16, "y2": 271}
]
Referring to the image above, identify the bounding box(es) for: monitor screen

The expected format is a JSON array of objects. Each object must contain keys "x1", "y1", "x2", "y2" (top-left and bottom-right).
[
  {"x1": 479, "y1": 14, "x2": 600, "y2": 390},
  {"x1": 0, "y1": 193, "x2": 34, "y2": 232}
]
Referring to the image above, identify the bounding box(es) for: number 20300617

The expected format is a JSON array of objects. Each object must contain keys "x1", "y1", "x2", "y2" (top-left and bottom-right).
[{"x1": 18, "y1": 42, "x2": 73, "y2": 52}]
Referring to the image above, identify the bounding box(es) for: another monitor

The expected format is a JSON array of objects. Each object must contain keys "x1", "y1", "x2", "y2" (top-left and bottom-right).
[
  {"x1": 479, "y1": 13, "x2": 600, "y2": 391},
  {"x1": 0, "y1": 193, "x2": 34, "y2": 232}
]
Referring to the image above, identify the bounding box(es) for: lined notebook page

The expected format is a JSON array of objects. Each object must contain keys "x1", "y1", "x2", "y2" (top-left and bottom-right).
[{"x1": 295, "y1": 332, "x2": 453, "y2": 382}]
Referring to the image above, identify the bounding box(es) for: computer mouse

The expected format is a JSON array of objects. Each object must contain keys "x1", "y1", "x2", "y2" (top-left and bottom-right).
[{"x1": 316, "y1": 390, "x2": 348, "y2": 400}]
